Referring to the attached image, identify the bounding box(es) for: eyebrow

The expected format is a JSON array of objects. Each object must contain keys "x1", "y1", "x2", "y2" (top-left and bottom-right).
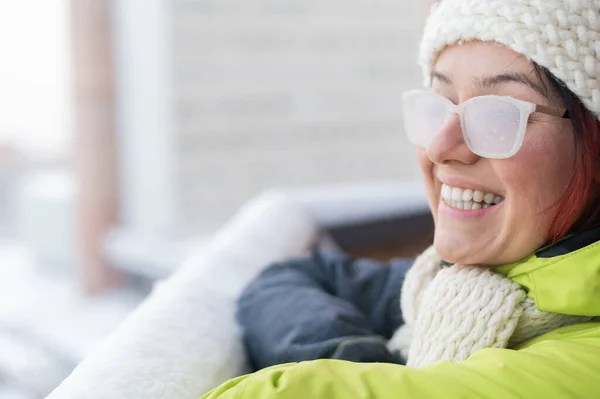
[
  {"x1": 431, "y1": 70, "x2": 452, "y2": 85},
  {"x1": 431, "y1": 70, "x2": 546, "y2": 97}
]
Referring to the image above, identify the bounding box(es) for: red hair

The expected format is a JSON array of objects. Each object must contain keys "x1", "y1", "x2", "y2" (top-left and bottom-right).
[{"x1": 539, "y1": 65, "x2": 600, "y2": 243}]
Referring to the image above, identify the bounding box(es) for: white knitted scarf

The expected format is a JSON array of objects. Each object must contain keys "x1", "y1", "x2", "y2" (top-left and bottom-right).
[{"x1": 388, "y1": 246, "x2": 593, "y2": 368}]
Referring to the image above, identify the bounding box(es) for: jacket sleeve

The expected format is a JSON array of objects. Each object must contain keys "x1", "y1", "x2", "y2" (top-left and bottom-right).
[
  {"x1": 236, "y1": 251, "x2": 412, "y2": 369},
  {"x1": 202, "y1": 323, "x2": 600, "y2": 399}
]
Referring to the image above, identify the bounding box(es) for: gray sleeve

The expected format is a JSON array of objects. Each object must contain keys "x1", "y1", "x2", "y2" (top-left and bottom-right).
[{"x1": 236, "y1": 251, "x2": 412, "y2": 370}]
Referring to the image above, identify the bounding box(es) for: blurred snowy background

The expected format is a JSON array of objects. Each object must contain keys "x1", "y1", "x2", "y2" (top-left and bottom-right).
[{"x1": 0, "y1": 1, "x2": 432, "y2": 397}]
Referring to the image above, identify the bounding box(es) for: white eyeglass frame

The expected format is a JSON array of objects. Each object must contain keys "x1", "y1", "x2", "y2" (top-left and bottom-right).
[{"x1": 402, "y1": 90, "x2": 569, "y2": 159}]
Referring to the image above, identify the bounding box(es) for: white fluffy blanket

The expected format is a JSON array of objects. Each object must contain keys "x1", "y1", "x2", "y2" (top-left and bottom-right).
[{"x1": 47, "y1": 192, "x2": 319, "y2": 399}]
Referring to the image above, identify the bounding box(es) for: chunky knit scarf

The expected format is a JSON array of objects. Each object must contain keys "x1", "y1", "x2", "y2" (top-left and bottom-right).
[{"x1": 387, "y1": 246, "x2": 593, "y2": 368}]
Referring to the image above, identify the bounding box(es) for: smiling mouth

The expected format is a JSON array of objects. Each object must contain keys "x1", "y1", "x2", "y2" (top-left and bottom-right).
[{"x1": 440, "y1": 183, "x2": 504, "y2": 210}]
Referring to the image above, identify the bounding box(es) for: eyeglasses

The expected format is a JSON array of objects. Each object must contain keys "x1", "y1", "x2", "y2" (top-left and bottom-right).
[{"x1": 401, "y1": 90, "x2": 569, "y2": 159}]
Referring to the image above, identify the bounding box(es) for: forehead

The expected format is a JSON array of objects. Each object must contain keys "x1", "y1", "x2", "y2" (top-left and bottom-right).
[{"x1": 434, "y1": 41, "x2": 535, "y2": 84}]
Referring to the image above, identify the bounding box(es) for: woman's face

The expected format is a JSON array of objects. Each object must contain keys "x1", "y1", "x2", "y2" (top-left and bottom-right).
[{"x1": 419, "y1": 41, "x2": 574, "y2": 265}]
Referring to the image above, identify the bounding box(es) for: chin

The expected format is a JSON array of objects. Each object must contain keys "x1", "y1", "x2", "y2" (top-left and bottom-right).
[{"x1": 433, "y1": 235, "x2": 491, "y2": 266}]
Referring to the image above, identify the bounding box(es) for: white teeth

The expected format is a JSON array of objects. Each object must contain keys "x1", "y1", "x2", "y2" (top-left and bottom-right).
[
  {"x1": 443, "y1": 185, "x2": 451, "y2": 198},
  {"x1": 462, "y1": 189, "x2": 473, "y2": 201},
  {"x1": 440, "y1": 184, "x2": 503, "y2": 210},
  {"x1": 473, "y1": 190, "x2": 484, "y2": 203},
  {"x1": 451, "y1": 187, "x2": 462, "y2": 201}
]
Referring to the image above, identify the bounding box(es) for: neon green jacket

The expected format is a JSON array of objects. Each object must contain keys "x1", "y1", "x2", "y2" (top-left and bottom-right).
[{"x1": 202, "y1": 239, "x2": 600, "y2": 399}]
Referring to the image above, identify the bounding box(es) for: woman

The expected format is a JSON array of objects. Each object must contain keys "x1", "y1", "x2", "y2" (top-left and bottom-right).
[{"x1": 203, "y1": 0, "x2": 600, "y2": 397}]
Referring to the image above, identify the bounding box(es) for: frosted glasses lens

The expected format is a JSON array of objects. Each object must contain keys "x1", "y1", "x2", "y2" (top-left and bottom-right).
[
  {"x1": 463, "y1": 98, "x2": 521, "y2": 156},
  {"x1": 402, "y1": 92, "x2": 449, "y2": 148}
]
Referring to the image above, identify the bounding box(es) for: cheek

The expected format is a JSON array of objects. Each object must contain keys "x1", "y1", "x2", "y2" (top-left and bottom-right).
[
  {"x1": 496, "y1": 128, "x2": 574, "y2": 214},
  {"x1": 416, "y1": 149, "x2": 440, "y2": 213},
  {"x1": 417, "y1": 148, "x2": 433, "y2": 176}
]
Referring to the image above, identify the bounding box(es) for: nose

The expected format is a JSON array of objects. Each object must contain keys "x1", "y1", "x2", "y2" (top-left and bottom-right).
[{"x1": 426, "y1": 113, "x2": 480, "y2": 165}]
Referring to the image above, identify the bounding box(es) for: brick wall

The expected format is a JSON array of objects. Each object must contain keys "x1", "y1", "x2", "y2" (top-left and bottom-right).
[
  {"x1": 167, "y1": 0, "x2": 425, "y2": 235},
  {"x1": 113, "y1": 0, "x2": 426, "y2": 240}
]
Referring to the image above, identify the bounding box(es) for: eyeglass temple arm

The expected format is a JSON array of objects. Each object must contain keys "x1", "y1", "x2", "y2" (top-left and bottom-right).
[{"x1": 535, "y1": 104, "x2": 570, "y2": 119}]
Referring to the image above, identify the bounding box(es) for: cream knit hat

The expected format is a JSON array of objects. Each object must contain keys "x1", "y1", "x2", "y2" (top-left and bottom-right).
[{"x1": 419, "y1": 0, "x2": 600, "y2": 119}]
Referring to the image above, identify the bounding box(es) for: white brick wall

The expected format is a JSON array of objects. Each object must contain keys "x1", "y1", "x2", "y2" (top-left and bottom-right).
[{"x1": 113, "y1": 0, "x2": 424, "y2": 239}]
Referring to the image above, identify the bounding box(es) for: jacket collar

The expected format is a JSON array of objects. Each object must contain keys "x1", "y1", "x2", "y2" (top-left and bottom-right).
[{"x1": 496, "y1": 228, "x2": 600, "y2": 316}]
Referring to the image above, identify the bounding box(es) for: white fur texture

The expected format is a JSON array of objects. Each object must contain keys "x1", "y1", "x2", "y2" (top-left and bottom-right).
[{"x1": 47, "y1": 192, "x2": 319, "y2": 399}]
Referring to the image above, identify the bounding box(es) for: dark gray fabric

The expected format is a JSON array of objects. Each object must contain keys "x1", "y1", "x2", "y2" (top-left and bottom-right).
[{"x1": 236, "y1": 251, "x2": 412, "y2": 371}]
